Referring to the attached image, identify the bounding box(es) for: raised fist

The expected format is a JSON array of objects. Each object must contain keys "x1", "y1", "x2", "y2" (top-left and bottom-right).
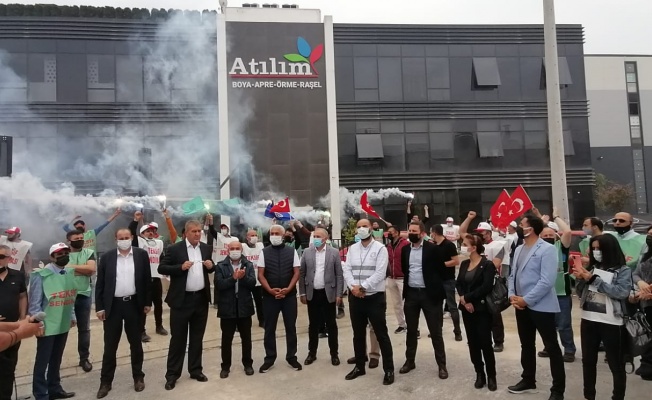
[
  {"x1": 134, "y1": 211, "x2": 143, "y2": 221},
  {"x1": 467, "y1": 211, "x2": 477, "y2": 219}
]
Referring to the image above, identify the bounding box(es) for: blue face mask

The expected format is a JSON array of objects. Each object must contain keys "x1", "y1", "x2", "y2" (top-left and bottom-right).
[
  {"x1": 354, "y1": 235, "x2": 361, "y2": 243},
  {"x1": 313, "y1": 238, "x2": 323, "y2": 248}
]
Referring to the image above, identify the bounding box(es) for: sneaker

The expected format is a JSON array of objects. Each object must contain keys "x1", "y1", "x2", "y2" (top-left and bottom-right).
[
  {"x1": 493, "y1": 343, "x2": 504, "y2": 353},
  {"x1": 288, "y1": 360, "x2": 302, "y2": 371},
  {"x1": 259, "y1": 362, "x2": 274, "y2": 373},
  {"x1": 394, "y1": 327, "x2": 406, "y2": 334},
  {"x1": 443, "y1": 312, "x2": 451, "y2": 319},
  {"x1": 507, "y1": 379, "x2": 538, "y2": 394},
  {"x1": 563, "y1": 353, "x2": 575, "y2": 363}
]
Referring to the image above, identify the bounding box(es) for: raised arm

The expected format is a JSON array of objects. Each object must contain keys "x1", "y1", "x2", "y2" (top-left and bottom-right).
[
  {"x1": 551, "y1": 206, "x2": 572, "y2": 249},
  {"x1": 95, "y1": 208, "x2": 122, "y2": 236},
  {"x1": 459, "y1": 211, "x2": 476, "y2": 237},
  {"x1": 163, "y1": 209, "x2": 178, "y2": 243}
]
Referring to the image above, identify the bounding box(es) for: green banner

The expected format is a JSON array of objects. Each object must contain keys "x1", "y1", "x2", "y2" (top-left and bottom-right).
[{"x1": 181, "y1": 196, "x2": 206, "y2": 215}]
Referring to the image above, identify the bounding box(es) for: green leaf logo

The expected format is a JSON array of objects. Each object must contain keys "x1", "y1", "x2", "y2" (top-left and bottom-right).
[{"x1": 284, "y1": 53, "x2": 309, "y2": 63}]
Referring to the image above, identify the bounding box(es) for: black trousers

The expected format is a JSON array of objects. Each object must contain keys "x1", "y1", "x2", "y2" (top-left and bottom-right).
[
  {"x1": 166, "y1": 292, "x2": 209, "y2": 380},
  {"x1": 349, "y1": 292, "x2": 394, "y2": 372},
  {"x1": 0, "y1": 342, "x2": 20, "y2": 400},
  {"x1": 581, "y1": 319, "x2": 626, "y2": 400},
  {"x1": 142, "y1": 278, "x2": 163, "y2": 331},
  {"x1": 252, "y1": 286, "x2": 265, "y2": 326},
  {"x1": 262, "y1": 295, "x2": 298, "y2": 364},
  {"x1": 101, "y1": 297, "x2": 145, "y2": 383},
  {"x1": 404, "y1": 287, "x2": 446, "y2": 367},
  {"x1": 461, "y1": 309, "x2": 496, "y2": 377},
  {"x1": 307, "y1": 289, "x2": 338, "y2": 357},
  {"x1": 220, "y1": 316, "x2": 253, "y2": 370},
  {"x1": 515, "y1": 308, "x2": 565, "y2": 395},
  {"x1": 492, "y1": 309, "x2": 505, "y2": 345}
]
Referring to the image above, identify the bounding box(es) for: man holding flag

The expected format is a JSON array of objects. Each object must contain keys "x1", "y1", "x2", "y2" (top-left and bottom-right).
[{"x1": 62, "y1": 209, "x2": 122, "y2": 254}]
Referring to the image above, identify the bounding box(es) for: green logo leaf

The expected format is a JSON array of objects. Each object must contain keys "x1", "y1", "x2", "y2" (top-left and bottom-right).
[{"x1": 284, "y1": 53, "x2": 309, "y2": 63}]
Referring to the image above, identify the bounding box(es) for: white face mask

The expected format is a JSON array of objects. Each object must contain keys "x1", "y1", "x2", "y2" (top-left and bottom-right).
[
  {"x1": 460, "y1": 246, "x2": 469, "y2": 255},
  {"x1": 221, "y1": 229, "x2": 228, "y2": 236},
  {"x1": 229, "y1": 250, "x2": 242, "y2": 260},
  {"x1": 447, "y1": 222, "x2": 453, "y2": 227},
  {"x1": 356, "y1": 227, "x2": 371, "y2": 240},
  {"x1": 248, "y1": 236, "x2": 258, "y2": 244},
  {"x1": 270, "y1": 236, "x2": 283, "y2": 246},
  {"x1": 523, "y1": 227, "x2": 533, "y2": 237},
  {"x1": 117, "y1": 240, "x2": 131, "y2": 250},
  {"x1": 592, "y1": 250, "x2": 603, "y2": 262}
]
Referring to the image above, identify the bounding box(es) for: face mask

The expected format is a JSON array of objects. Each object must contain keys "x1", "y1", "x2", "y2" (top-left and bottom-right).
[
  {"x1": 592, "y1": 250, "x2": 602, "y2": 262},
  {"x1": 270, "y1": 236, "x2": 283, "y2": 246},
  {"x1": 408, "y1": 233, "x2": 421, "y2": 244},
  {"x1": 356, "y1": 227, "x2": 371, "y2": 239},
  {"x1": 54, "y1": 256, "x2": 69, "y2": 267},
  {"x1": 229, "y1": 250, "x2": 242, "y2": 260},
  {"x1": 354, "y1": 235, "x2": 361, "y2": 243},
  {"x1": 614, "y1": 226, "x2": 631, "y2": 235},
  {"x1": 0, "y1": 266, "x2": 6, "y2": 274},
  {"x1": 117, "y1": 240, "x2": 132, "y2": 250},
  {"x1": 447, "y1": 222, "x2": 453, "y2": 227},
  {"x1": 387, "y1": 234, "x2": 394, "y2": 241},
  {"x1": 313, "y1": 238, "x2": 323, "y2": 248},
  {"x1": 583, "y1": 227, "x2": 593, "y2": 236},
  {"x1": 70, "y1": 239, "x2": 84, "y2": 249},
  {"x1": 460, "y1": 246, "x2": 469, "y2": 255},
  {"x1": 7, "y1": 234, "x2": 17, "y2": 242},
  {"x1": 543, "y1": 238, "x2": 555, "y2": 245},
  {"x1": 221, "y1": 229, "x2": 228, "y2": 236},
  {"x1": 523, "y1": 227, "x2": 533, "y2": 237},
  {"x1": 248, "y1": 236, "x2": 258, "y2": 245}
]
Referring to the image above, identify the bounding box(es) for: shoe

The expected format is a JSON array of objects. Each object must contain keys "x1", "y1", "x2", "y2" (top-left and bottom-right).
[
  {"x1": 416, "y1": 330, "x2": 421, "y2": 339},
  {"x1": 288, "y1": 359, "x2": 303, "y2": 371},
  {"x1": 443, "y1": 311, "x2": 451, "y2": 319},
  {"x1": 244, "y1": 366, "x2": 255, "y2": 376},
  {"x1": 50, "y1": 391, "x2": 76, "y2": 399},
  {"x1": 331, "y1": 356, "x2": 340, "y2": 366},
  {"x1": 96, "y1": 383, "x2": 111, "y2": 399},
  {"x1": 304, "y1": 354, "x2": 317, "y2": 365},
  {"x1": 134, "y1": 378, "x2": 145, "y2": 392},
  {"x1": 141, "y1": 332, "x2": 151, "y2": 343},
  {"x1": 399, "y1": 361, "x2": 415, "y2": 374},
  {"x1": 368, "y1": 358, "x2": 379, "y2": 369},
  {"x1": 337, "y1": 309, "x2": 345, "y2": 319},
  {"x1": 474, "y1": 373, "x2": 486, "y2": 389},
  {"x1": 487, "y1": 377, "x2": 497, "y2": 391},
  {"x1": 80, "y1": 360, "x2": 93, "y2": 372},
  {"x1": 319, "y1": 332, "x2": 328, "y2": 338},
  {"x1": 383, "y1": 371, "x2": 394, "y2": 385},
  {"x1": 347, "y1": 356, "x2": 356, "y2": 365},
  {"x1": 563, "y1": 353, "x2": 575, "y2": 363},
  {"x1": 507, "y1": 379, "x2": 538, "y2": 394},
  {"x1": 259, "y1": 362, "x2": 274, "y2": 373},
  {"x1": 635, "y1": 366, "x2": 642, "y2": 376},
  {"x1": 428, "y1": 333, "x2": 432, "y2": 338},
  {"x1": 438, "y1": 367, "x2": 449, "y2": 379},
  {"x1": 190, "y1": 373, "x2": 208, "y2": 382},
  {"x1": 455, "y1": 333, "x2": 463, "y2": 342},
  {"x1": 548, "y1": 393, "x2": 564, "y2": 400},
  {"x1": 220, "y1": 370, "x2": 229, "y2": 379},
  {"x1": 538, "y1": 349, "x2": 550, "y2": 358},
  {"x1": 258, "y1": 321, "x2": 264, "y2": 328},
  {"x1": 155, "y1": 326, "x2": 168, "y2": 336},
  {"x1": 394, "y1": 326, "x2": 406, "y2": 334},
  {"x1": 164, "y1": 379, "x2": 176, "y2": 391},
  {"x1": 345, "y1": 367, "x2": 366, "y2": 380},
  {"x1": 493, "y1": 344, "x2": 504, "y2": 353}
]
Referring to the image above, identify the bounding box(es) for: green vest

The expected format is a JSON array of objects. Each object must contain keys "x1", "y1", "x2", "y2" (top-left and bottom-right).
[
  {"x1": 69, "y1": 248, "x2": 95, "y2": 297},
  {"x1": 175, "y1": 236, "x2": 183, "y2": 243},
  {"x1": 578, "y1": 237, "x2": 590, "y2": 258},
  {"x1": 83, "y1": 230, "x2": 97, "y2": 254},
  {"x1": 34, "y1": 267, "x2": 78, "y2": 336},
  {"x1": 613, "y1": 233, "x2": 646, "y2": 269},
  {"x1": 553, "y1": 241, "x2": 571, "y2": 296}
]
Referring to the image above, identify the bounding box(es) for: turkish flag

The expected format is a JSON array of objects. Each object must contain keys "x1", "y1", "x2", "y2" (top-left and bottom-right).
[
  {"x1": 269, "y1": 197, "x2": 291, "y2": 213},
  {"x1": 508, "y1": 185, "x2": 533, "y2": 220},
  {"x1": 490, "y1": 189, "x2": 512, "y2": 230},
  {"x1": 360, "y1": 191, "x2": 381, "y2": 219}
]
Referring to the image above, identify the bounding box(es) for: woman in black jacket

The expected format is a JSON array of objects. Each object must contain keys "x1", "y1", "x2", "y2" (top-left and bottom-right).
[{"x1": 456, "y1": 233, "x2": 498, "y2": 391}]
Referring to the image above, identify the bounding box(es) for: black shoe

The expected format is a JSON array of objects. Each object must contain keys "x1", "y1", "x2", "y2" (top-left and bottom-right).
[
  {"x1": 244, "y1": 366, "x2": 255, "y2": 376},
  {"x1": 134, "y1": 377, "x2": 145, "y2": 392},
  {"x1": 347, "y1": 356, "x2": 356, "y2": 365},
  {"x1": 141, "y1": 332, "x2": 151, "y2": 343},
  {"x1": 345, "y1": 367, "x2": 366, "y2": 380},
  {"x1": 394, "y1": 326, "x2": 406, "y2": 334},
  {"x1": 487, "y1": 377, "x2": 497, "y2": 391},
  {"x1": 331, "y1": 356, "x2": 340, "y2": 366},
  {"x1": 220, "y1": 370, "x2": 229, "y2": 379},
  {"x1": 438, "y1": 367, "x2": 449, "y2": 380},
  {"x1": 259, "y1": 362, "x2": 274, "y2": 373},
  {"x1": 383, "y1": 371, "x2": 394, "y2": 385},
  {"x1": 190, "y1": 373, "x2": 208, "y2": 382},
  {"x1": 337, "y1": 309, "x2": 345, "y2": 319},
  {"x1": 416, "y1": 329, "x2": 421, "y2": 339},
  {"x1": 455, "y1": 333, "x2": 463, "y2": 342},
  {"x1": 96, "y1": 384, "x2": 111, "y2": 399},
  {"x1": 538, "y1": 349, "x2": 550, "y2": 358},
  {"x1": 79, "y1": 359, "x2": 93, "y2": 373},
  {"x1": 474, "y1": 373, "x2": 486, "y2": 389},
  {"x1": 507, "y1": 379, "x2": 537, "y2": 394},
  {"x1": 563, "y1": 352, "x2": 575, "y2": 363},
  {"x1": 368, "y1": 358, "x2": 379, "y2": 369},
  {"x1": 428, "y1": 333, "x2": 432, "y2": 338},
  {"x1": 288, "y1": 359, "x2": 302, "y2": 371},
  {"x1": 164, "y1": 379, "x2": 176, "y2": 390},
  {"x1": 304, "y1": 354, "x2": 317, "y2": 365},
  {"x1": 50, "y1": 390, "x2": 76, "y2": 399},
  {"x1": 548, "y1": 393, "x2": 564, "y2": 400},
  {"x1": 156, "y1": 326, "x2": 168, "y2": 336},
  {"x1": 493, "y1": 343, "x2": 504, "y2": 353},
  {"x1": 258, "y1": 321, "x2": 264, "y2": 328},
  {"x1": 399, "y1": 361, "x2": 415, "y2": 374}
]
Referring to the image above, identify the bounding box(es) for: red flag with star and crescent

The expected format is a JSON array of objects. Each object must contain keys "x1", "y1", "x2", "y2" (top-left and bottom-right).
[
  {"x1": 269, "y1": 197, "x2": 291, "y2": 213},
  {"x1": 490, "y1": 189, "x2": 512, "y2": 230},
  {"x1": 360, "y1": 191, "x2": 381, "y2": 219},
  {"x1": 509, "y1": 185, "x2": 533, "y2": 220}
]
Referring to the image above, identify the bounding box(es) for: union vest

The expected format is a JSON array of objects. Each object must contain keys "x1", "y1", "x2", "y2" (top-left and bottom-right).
[{"x1": 261, "y1": 245, "x2": 296, "y2": 296}]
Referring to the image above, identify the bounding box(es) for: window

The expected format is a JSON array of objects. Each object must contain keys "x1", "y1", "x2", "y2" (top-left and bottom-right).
[
  {"x1": 541, "y1": 57, "x2": 573, "y2": 87},
  {"x1": 356, "y1": 134, "x2": 384, "y2": 159},
  {"x1": 633, "y1": 149, "x2": 643, "y2": 160},
  {"x1": 429, "y1": 132, "x2": 454, "y2": 159},
  {"x1": 353, "y1": 58, "x2": 378, "y2": 89},
  {"x1": 563, "y1": 130, "x2": 575, "y2": 156},
  {"x1": 472, "y1": 58, "x2": 501, "y2": 88},
  {"x1": 631, "y1": 126, "x2": 641, "y2": 139},
  {"x1": 629, "y1": 103, "x2": 640, "y2": 116},
  {"x1": 626, "y1": 73, "x2": 637, "y2": 83},
  {"x1": 524, "y1": 131, "x2": 548, "y2": 149},
  {"x1": 477, "y1": 132, "x2": 504, "y2": 157},
  {"x1": 626, "y1": 63, "x2": 636, "y2": 73},
  {"x1": 27, "y1": 54, "x2": 56, "y2": 102},
  {"x1": 627, "y1": 83, "x2": 638, "y2": 93},
  {"x1": 630, "y1": 116, "x2": 641, "y2": 126}
]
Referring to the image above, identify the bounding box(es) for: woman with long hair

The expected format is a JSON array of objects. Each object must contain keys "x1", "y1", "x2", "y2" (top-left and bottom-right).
[
  {"x1": 572, "y1": 233, "x2": 632, "y2": 400},
  {"x1": 632, "y1": 225, "x2": 652, "y2": 380},
  {"x1": 456, "y1": 234, "x2": 497, "y2": 391}
]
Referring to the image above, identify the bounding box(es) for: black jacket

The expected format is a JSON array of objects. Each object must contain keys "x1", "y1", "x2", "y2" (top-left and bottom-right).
[
  {"x1": 215, "y1": 257, "x2": 257, "y2": 319},
  {"x1": 96, "y1": 247, "x2": 152, "y2": 318},
  {"x1": 400, "y1": 240, "x2": 447, "y2": 301},
  {"x1": 158, "y1": 240, "x2": 215, "y2": 308},
  {"x1": 455, "y1": 257, "x2": 496, "y2": 313}
]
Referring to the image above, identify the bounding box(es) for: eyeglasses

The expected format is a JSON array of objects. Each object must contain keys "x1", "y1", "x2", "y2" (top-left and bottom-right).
[{"x1": 613, "y1": 219, "x2": 628, "y2": 223}]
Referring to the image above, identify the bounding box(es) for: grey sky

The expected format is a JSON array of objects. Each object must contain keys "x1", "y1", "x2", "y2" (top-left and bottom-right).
[{"x1": 11, "y1": 0, "x2": 652, "y2": 54}]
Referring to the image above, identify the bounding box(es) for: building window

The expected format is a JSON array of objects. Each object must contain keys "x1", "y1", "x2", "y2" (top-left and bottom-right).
[
  {"x1": 429, "y1": 132, "x2": 454, "y2": 159},
  {"x1": 563, "y1": 130, "x2": 575, "y2": 156},
  {"x1": 540, "y1": 57, "x2": 573, "y2": 88},
  {"x1": 472, "y1": 58, "x2": 501, "y2": 89},
  {"x1": 477, "y1": 132, "x2": 504, "y2": 157},
  {"x1": 27, "y1": 54, "x2": 56, "y2": 102},
  {"x1": 355, "y1": 134, "x2": 384, "y2": 160},
  {"x1": 626, "y1": 73, "x2": 637, "y2": 83},
  {"x1": 626, "y1": 61, "x2": 647, "y2": 212}
]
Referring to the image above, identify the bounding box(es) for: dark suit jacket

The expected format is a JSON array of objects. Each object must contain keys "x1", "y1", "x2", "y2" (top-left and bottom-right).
[
  {"x1": 401, "y1": 240, "x2": 447, "y2": 301},
  {"x1": 95, "y1": 247, "x2": 152, "y2": 318},
  {"x1": 215, "y1": 257, "x2": 256, "y2": 319},
  {"x1": 158, "y1": 239, "x2": 215, "y2": 308},
  {"x1": 455, "y1": 257, "x2": 496, "y2": 313}
]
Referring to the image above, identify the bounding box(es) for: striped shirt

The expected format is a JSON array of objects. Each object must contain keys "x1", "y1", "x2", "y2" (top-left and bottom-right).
[{"x1": 342, "y1": 240, "x2": 389, "y2": 295}]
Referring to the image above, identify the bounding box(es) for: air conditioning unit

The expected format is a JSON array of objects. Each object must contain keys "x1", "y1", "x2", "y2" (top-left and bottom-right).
[{"x1": 262, "y1": 4, "x2": 279, "y2": 8}]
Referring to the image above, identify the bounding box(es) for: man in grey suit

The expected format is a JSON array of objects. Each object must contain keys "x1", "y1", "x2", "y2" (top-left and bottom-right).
[{"x1": 299, "y1": 228, "x2": 343, "y2": 366}]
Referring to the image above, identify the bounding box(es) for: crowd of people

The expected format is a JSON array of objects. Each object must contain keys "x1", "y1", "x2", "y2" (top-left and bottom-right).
[{"x1": 0, "y1": 203, "x2": 651, "y2": 400}]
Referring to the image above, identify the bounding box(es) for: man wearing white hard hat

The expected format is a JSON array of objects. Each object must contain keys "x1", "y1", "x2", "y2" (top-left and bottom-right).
[
  {"x1": 441, "y1": 217, "x2": 460, "y2": 243},
  {"x1": 0, "y1": 227, "x2": 33, "y2": 279}
]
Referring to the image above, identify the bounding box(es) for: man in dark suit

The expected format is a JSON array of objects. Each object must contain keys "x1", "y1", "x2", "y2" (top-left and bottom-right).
[
  {"x1": 158, "y1": 220, "x2": 215, "y2": 390},
  {"x1": 95, "y1": 228, "x2": 152, "y2": 399},
  {"x1": 399, "y1": 221, "x2": 449, "y2": 379}
]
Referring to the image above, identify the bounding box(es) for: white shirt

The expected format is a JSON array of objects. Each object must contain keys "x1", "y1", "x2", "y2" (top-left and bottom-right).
[
  {"x1": 441, "y1": 224, "x2": 460, "y2": 242},
  {"x1": 257, "y1": 248, "x2": 301, "y2": 269},
  {"x1": 484, "y1": 240, "x2": 506, "y2": 263},
  {"x1": 115, "y1": 248, "x2": 136, "y2": 297},
  {"x1": 185, "y1": 239, "x2": 205, "y2": 292},
  {"x1": 313, "y1": 246, "x2": 327, "y2": 289},
  {"x1": 243, "y1": 242, "x2": 265, "y2": 286},
  {"x1": 342, "y1": 240, "x2": 389, "y2": 295}
]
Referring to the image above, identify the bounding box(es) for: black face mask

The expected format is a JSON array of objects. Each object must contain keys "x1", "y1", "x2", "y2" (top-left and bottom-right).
[
  {"x1": 543, "y1": 238, "x2": 556, "y2": 245},
  {"x1": 408, "y1": 233, "x2": 421, "y2": 244},
  {"x1": 0, "y1": 266, "x2": 7, "y2": 274},
  {"x1": 54, "y1": 256, "x2": 69, "y2": 267},
  {"x1": 70, "y1": 240, "x2": 84, "y2": 250},
  {"x1": 387, "y1": 234, "x2": 394, "y2": 241},
  {"x1": 614, "y1": 225, "x2": 631, "y2": 235}
]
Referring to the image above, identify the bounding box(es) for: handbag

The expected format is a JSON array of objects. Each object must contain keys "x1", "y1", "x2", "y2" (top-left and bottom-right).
[
  {"x1": 624, "y1": 308, "x2": 652, "y2": 357},
  {"x1": 486, "y1": 266, "x2": 510, "y2": 314}
]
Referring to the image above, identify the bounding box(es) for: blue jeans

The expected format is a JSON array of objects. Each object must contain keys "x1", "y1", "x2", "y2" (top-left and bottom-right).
[
  {"x1": 75, "y1": 294, "x2": 92, "y2": 362},
  {"x1": 555, "y1": 295, "x2": 576, "y2": 354},
  {"x1": 33, "y1": 333, "x2": 69, "y2": 400}
]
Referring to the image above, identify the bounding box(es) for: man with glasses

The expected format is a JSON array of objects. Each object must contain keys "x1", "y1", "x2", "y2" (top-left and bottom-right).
[{"x1": 608, "y1": 212, "x2": 646, "y2": 269}]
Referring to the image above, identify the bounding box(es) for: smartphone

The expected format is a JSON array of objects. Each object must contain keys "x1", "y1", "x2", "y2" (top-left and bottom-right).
[{"x1": 569, "y1": 254, "x2": 582, "y2": 275}]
